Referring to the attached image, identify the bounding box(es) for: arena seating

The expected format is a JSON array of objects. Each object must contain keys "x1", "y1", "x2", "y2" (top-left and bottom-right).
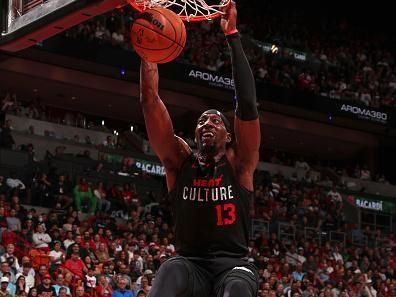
[
  {"x1": 0, "y1": 2, "x2": 395, "y2": 296},
  {"x1": 59, "y1": 5, "x2": 395, "y2": 110},
  {"x1": 0, "y1": 117, "x2": 395, "y2": 296}
]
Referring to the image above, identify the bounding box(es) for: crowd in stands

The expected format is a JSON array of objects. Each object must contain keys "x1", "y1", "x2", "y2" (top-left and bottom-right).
[
  {"x1": 1, "y1": 89, "x2": 393, "y2": 187},
  {"x1": 265, "y1": 151, "x2": 391, "y2": 186},
  {"x1": 0, "y1": 146, "x2": 395, "y2": 297},
  {"x1": 59, "y1": 3, "x2": 396, "y2": 109},
  {"x1": 0, "y1": 90, "x2": 123, "y2": 152},
  {"x1": 1, "y1": 4, "x2": 396, "y2": 295}
]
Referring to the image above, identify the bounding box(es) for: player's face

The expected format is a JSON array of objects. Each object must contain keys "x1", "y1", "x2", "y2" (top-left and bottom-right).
[{"x1": 195, "y1": 113, "x2": 230, "y2": 153}]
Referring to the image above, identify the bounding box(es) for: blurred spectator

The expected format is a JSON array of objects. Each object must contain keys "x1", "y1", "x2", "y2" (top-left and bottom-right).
[
  {"x1": 52, "y1": 175, "x2": 73, "y2": 210},
  {"x1": 63, "y1": 253, "x2": 87, "y2": 280},
  {"x1": 6, "y1": 209, "x2": 21, "y2": 232},
  {"x1": 32, "y1": 225, "x2": 52, "y2": 252},
  {"x1": 96, "y1": 275, "x2": 113, "y2": 297},
  {"x1": 327, "y1": 186, "x2": 342, "y2": 204},
  {"x1": 5, "y1": 173, "x2": 25, "y2": 192},
  {"x1": 111, "y1": 277, "x2": 133, "y2": 297},
  {"x1": 0, "y1": 120, "x2": 15, "y2": 149},
  {"x1": 15, "y1": 263, "x2": 34, "y2": 293},
  {"x1": 58, "y1": 287, "x2": 68, "y2": 297},
  {"x1": 95, "y1": 243, "x2": 109, "y2": 263},
  {"x1": 93, "y1": 182, "x2": 111, "y2": 213},
  {"x1": 75, "y1": 286, "x2": 89, "y2": 297},
  {"x1": 103, "y1": 136, "x2": 115, "y2": 148},
  {"x1": 360, "y1": 165, "x2": 371, "y2": 180},
  {"x1": 0, "y1": 276, "x2": 11, "y2": 297},
  {"x1": 15, "y1": 275, "x2": 26, "y2": 296},
  {"x1": 74, "y1": 178, "x2": 96, "y2": 214},
  {"x1": 0, "y1": 244, "x2": 19, "y2": 272},
  {"x1": 84, "y1": 267, "x2": 97, "y2": 292},
  {"x1": 48, "y1": 241, "x2": 65, "y2": 268},
  {"x1": 27, "y1": 286, "x2": 37, "y2": 297}
]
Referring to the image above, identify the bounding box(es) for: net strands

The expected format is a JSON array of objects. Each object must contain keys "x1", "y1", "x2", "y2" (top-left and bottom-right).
[{"x1": 132, "y1": 0, "x2": 231, "y2": 22}]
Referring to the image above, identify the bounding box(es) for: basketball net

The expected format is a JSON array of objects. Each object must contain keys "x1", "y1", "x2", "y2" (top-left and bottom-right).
[{"x1": 128, "y1": 0, "x2": 231, "y2": 22}]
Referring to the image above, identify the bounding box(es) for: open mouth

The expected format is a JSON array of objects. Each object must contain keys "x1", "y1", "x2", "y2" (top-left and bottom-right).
[{"x1": 202, "y1": 131, "x2": 215, "y2": 140}]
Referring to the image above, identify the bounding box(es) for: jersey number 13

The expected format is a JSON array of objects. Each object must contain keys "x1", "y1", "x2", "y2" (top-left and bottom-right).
[{"x1": 215, "y1": 203, "x2": 236, "y2": 226}]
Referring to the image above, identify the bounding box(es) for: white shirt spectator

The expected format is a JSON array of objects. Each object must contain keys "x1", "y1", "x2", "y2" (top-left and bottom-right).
[
  {"x1": 86, "y1": 274, "x2": 97, "y2": 288},
  {"x1": 333, "y1": 252, "x2": 344, "y2": 264},
  {"x1": 257, "y1": 67, "x2": 268, "y2": 79},
  {"x1": 361, "y1": 168, "x2": 371, "y2": 180},
  {"x1": 0, "y1": 254, "x2": 19, "y2": 272},
  {"x1": 32, "y1": 225, "x2": 52, "y2": 248},
  {"x1": 360, "y1": 91, "x2": 371, "y2": 106},
  {"x1": 363, "y1": 282, "x2": 377, "y2": 297},
  {"x1": 16, "y1": 266, "x2": 35, "y2": 278},
  {"x1": 166, "y1": 243, "x2": 175, "y2": 254},
  {"x1": 295, "y1": 160, "x2": 310, "y2": 171},
  {"x1": 327, "y1": 189, "x2": 342, "y2": 203},
  {"x1": 285, "y1": 250, "x2": 299, "y2": 266},
  {"x1": 0, "y1": 244, "x2": 19, "y2": 272},
  {"x1": 63, "y1": 239, "x2": 74, "y2": 249},
  {"x1": 5, "y1": 177, "x2": 25, "y2": 189},
  {"x1": 296, "y1": 254, "x2": 306, "y2": 265},
  {"x1": 49, "y1": 250, "x2": 64, "y2": 265}
]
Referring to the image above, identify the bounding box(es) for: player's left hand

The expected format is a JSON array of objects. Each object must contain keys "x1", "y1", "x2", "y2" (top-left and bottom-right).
[{"x1": 220, "y1": 0, "x2": 237, "y2": 35}]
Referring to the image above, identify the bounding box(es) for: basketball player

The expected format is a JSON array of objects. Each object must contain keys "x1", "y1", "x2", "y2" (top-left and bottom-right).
[{"x1": 139, "y1": 1, "x2": 260, "y2": 297}]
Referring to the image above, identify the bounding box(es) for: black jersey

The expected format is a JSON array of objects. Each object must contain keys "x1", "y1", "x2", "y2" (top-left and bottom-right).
[{"x1": 169, "y1": 154, "x2": 252, "y2": 258}]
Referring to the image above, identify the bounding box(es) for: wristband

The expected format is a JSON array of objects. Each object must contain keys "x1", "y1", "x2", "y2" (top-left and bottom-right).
[{"x1": 225, "y1": 28, "x2": 239, "y2": 36}]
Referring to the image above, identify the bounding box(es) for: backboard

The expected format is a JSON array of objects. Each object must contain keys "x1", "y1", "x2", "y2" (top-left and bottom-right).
[{"x1": 0, "y1": 0, "x2": 127, "y2": 52}]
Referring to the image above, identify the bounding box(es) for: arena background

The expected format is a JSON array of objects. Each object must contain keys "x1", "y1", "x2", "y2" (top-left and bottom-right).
[{"x1": 0, "y1": 0, "x2": 395, "y2": 296}]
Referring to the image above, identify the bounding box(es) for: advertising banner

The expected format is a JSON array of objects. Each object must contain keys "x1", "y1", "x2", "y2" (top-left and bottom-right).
[
  {"x1": 99, "y1": 152, "x2": 165, "y2": 176},
  {"x1": 346, "y1": 195, "x2": 396, "y2": 214}
]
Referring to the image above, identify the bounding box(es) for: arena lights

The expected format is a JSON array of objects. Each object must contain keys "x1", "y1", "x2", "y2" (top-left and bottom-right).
[
  {"x1": 130, "y1": 125, "x2": 134, "y2": 132},
  {"x1": 271, "y1": 44, "x2": 279, "y2": 54},
  {"x1": 120, "y1": 68, "x2": 126, "y2": 76},
  {"x1": 101, "y1": 120, "x2": 105, "y2": 126}
]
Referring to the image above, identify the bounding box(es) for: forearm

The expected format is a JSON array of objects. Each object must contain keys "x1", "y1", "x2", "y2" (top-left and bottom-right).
[
  {"x1": 140, "y1": 61, "x2": 161, "y2": 106},
  {"x1": 227, "y1": 34, "x2": 258, "y2": 120},
  {"x1": 139, "y1": 61, "x2": 174, "y2": 139},
  {"x1": 139, "y1": 60, "x2": 182, "y2": 167}
]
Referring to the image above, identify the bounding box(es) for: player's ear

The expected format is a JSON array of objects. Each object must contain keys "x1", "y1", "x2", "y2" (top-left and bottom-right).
[{"x1": 226, "y1": 133, "x2": 231, "y2": 143}]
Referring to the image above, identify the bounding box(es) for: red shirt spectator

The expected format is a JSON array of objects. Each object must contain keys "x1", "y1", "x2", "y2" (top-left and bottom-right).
[
  {"x1": 121, "y1": 183, "x2": 137, "y2": 204},
  {"x1": 81, "y1": 232, "x2": 96, "y2": 251},
  {"x1": 1, "y1": 229, "x2": 17, "y2": 246},
  {"x1": 63, "y1": 253, "x2": 87, "y2": 279}
]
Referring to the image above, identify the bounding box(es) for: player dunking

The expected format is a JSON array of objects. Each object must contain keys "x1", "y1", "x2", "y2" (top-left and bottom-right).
[{"x1": 139, "y1": 2, "x2": 260, "y2": 296}]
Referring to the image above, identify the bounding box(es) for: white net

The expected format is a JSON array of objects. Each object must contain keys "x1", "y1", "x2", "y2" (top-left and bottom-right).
[{"x1": 130, "y1": 0, "x2": 231, "y2": 22}]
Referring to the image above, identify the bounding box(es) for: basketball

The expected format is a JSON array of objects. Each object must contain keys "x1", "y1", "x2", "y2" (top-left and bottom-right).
[{"x1": 131, "y1": 7, "x2": 187, "y2": 64}]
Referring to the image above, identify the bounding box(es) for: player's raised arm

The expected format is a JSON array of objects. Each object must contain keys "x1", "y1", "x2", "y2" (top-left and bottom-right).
[
  {"x1": 221, "y1": 1, "x2": 260, "y2": 190},
  {"x1": 140, "y1": 61, "x2": 191, "y2": 187}
]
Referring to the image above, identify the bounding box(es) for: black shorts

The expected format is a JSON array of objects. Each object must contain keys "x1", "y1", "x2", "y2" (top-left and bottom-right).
[{"x1": 164, "y1": 256, "x2": 258, "y2": 297}]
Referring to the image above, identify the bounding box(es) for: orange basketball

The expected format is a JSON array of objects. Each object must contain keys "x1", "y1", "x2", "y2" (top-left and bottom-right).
[{"x1": 131, "y1": 7, "x2": 187, "y2": 64}]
